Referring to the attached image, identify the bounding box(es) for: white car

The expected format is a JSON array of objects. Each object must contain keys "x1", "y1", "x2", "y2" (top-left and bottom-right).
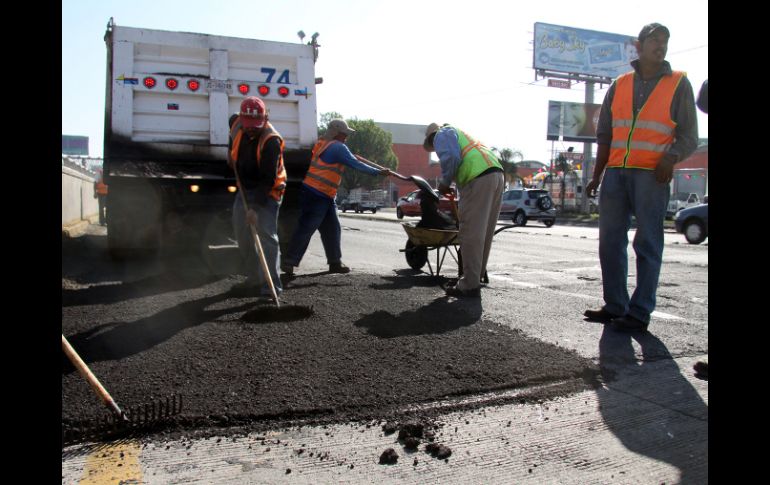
[{"x1": 499, "y1": 189, "x2": 556, "y2": 227}]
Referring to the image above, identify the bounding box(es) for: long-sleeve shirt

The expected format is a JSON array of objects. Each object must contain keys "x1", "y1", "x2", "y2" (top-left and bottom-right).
[
  {"x1": 304, "y1": 141, "x2": 382, "y2": 199},
  {"x1": 596, "y1": 59, "x2": 698, "y2": 163},
  {"x1": 433, "y1": 126, "x2": 462, "y2": 187}
]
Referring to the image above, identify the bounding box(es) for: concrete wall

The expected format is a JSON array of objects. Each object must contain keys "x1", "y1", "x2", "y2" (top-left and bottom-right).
[{"x1": 62, "y1": 165, "x2": 98, "y2": 227}]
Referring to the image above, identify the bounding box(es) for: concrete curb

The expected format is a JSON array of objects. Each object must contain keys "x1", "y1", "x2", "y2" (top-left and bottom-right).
[{"x1": 62, "y1": 216, "x2": 99, "y2": 238}]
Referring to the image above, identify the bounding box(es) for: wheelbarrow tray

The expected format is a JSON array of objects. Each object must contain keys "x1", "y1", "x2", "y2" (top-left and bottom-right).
[{"x1": 401, "y1": 222, "x2": 458, "y2": 246}]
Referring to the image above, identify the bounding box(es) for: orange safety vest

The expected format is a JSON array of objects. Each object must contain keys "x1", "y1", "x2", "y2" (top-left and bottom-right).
[
  {"x1": 302, "y1": 139, "x2": 346, "y2": 198},
  {"x1": 608, "y1": 70, "x2": 685, "y2": 170},
  {"x1": 229, "y1": 119, "x2": 287, "y2": 201},
  {"x1": 95, "y1": 171, "x2": 108, "y2": 195}
]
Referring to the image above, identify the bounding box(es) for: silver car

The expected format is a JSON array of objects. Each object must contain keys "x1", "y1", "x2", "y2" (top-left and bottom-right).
[{"x1": 499, "y1": 189, "x2": 556, "y2": 227}]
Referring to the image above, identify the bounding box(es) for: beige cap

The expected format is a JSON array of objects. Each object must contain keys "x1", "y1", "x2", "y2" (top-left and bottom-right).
[
  {"x1": 423, "y1": 122, "x2": 441, "y2": 151},
  {"x1": 324, "y1": 119, "x2": 356, "y2": 140}
]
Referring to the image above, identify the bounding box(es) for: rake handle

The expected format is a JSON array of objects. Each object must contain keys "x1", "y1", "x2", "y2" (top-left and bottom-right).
[{"x1": 62, "y1": 334, "x2": 125, "y2": 419}]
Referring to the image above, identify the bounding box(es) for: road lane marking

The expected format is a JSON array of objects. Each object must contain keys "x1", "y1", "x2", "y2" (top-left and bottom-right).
[
  {"x1": 490, "y1": 274, "x2": 686, "y2": 321},
  {"x1": 79, "y1": 441, "x2": 142, "y2": 485}
]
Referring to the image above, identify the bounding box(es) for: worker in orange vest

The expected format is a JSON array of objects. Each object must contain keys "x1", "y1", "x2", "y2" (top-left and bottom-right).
[
  {"x1": 281, "y1": 119, "x2": 390, "y2": 275},
  {"x1": 93, "y1": 168, "x2": 108, "y2": 226},
  {"x1": 584, "y1": 23, "x2": 698, "y2": 332},
  {"x1": 227, "y1": 96, "x2": 287, "y2": 296}
]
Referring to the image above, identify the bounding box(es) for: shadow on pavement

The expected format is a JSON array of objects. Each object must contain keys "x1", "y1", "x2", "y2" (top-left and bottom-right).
[
  {"x1": 597, "y1": 326, "x2": 708, "y2": 484},
  {"x1": 354, "y1": 297, "x2": 482, "y2": 338},
  {"x1": 62, "y1": 292, "x2": 252, "y2": 372}
]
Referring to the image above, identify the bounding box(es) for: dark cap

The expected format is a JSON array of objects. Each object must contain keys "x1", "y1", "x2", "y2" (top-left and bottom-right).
[{"x1": 638, "y1": 23, "x2": 670, "y2": 42}]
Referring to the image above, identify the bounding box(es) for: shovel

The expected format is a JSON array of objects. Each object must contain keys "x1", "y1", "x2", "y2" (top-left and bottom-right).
[
  {"x1": 230, "y1": 162, "x2": 316, "y2": 323},
  {"x1": 355, "y1": 155, "x2": 439, "y2": 201},
  {"x1": 232, "y1": 165, "x2": 281, "y2": 307}
]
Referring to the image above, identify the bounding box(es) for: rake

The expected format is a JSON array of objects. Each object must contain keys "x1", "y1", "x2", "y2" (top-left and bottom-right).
[{"x1": 62, "y1": 334, "x2": 182, "y2": 444}]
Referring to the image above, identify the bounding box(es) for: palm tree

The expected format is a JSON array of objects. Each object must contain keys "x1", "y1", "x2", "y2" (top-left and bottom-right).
[
  {"x1": 492, "y1": 147, "x2": 524, "y2": 189},
  {"x1": 554, "y1": 149, "x2": 577, "y2": 211}
]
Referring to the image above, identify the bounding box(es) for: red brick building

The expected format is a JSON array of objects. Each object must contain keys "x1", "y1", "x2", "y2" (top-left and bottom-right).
[{"x1": 375, "y1": 122, "x2": 443, "y2": 203}]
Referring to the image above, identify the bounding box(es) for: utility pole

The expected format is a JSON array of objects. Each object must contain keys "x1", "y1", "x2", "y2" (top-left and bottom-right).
[{"x1": 581, "y1": 81, "x2": 595, "y2": 214}]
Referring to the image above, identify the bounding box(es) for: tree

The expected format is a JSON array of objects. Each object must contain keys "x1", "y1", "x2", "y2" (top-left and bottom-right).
[
  {"x1": 317, "y1": 113, "x2": 398, "y2": 192},
  {"x1": 553, "y1": 148, "x2": 577, "y2": 211},
  {"x1": 492, "y1": 147, "x2": 524, "y2": 188}
]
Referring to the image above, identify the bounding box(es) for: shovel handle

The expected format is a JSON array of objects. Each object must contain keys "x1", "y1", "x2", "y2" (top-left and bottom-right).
[
  {"x1": 62, "y1": 334, "x2": 125, "y2": 419},
  {"x1": 354, "y1": 155, "x2": 410, "y2": 181},
  {"x1": 232, "y1": 165, "x2": 281, "y2": 307}
]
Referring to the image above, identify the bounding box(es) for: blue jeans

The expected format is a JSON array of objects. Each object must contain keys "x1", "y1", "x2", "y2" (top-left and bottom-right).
[
  {"x1": 232, "y1": 192, "x2": 282, "y2": 295},
  {"x1": 284, "y1": 186, "x2": 341, "y2": 267},
  {"x1": 598, "y1": 168, "x2": 670, "y2": 323}
]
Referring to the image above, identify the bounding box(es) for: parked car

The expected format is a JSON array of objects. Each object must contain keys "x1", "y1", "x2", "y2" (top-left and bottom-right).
[
  {"x1": 396, "y1": 189, "x2": 456, "y2": 219},
  {"x1": 499, "y1": 188, "x2": 556, "y2": 227},
  {"x1": 674, "y1": 198, "x2": 708, "y2": 244},
  {"x1": 338, "y1": 199, "x2": 378, "y2": 214},
  {"x1": 667, "y1": 192, "x2": 700, "y2": 219}
]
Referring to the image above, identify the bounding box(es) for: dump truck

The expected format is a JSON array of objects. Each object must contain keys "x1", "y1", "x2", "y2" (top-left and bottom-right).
[{"x1": 103, "y1": 19, "x2": 320, "y2": 257}]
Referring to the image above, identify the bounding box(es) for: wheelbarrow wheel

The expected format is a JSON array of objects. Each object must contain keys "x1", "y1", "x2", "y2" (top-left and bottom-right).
[{"x1": 405, "y1": 240, "x2": 428, "y2": 270}]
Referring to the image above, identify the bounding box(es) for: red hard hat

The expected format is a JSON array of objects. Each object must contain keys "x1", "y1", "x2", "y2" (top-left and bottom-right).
[{"x1": 239, "y1": 97, "x2": 267, "y2": 129}]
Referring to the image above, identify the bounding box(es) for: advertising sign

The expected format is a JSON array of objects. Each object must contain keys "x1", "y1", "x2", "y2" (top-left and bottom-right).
[
  {"x1": 534, "y1": 23, "x2": 637, "y2": 79},
  {"x1": 547, "y1": 101, "x2": 602, "y2": 142},
  {"x1": 548, "y1": 79, "x2": 571, "y2": 89}
]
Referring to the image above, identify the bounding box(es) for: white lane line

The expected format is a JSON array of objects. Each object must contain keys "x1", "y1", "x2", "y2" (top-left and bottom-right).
[{"x1": 490, "y1": 274, "x2": 687, "y2": 321}]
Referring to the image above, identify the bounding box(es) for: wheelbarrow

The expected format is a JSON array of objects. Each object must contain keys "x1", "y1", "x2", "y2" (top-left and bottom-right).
[
  {"x1": 400, "y1": 221, "x2": 518, "y2": 281},
  {"x1": 400, "y1": 222, "x2": 460, "y2": 277}
]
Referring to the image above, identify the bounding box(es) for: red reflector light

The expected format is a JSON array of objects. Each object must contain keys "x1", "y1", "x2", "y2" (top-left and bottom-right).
[
  {"x1": 166, "y1": 78, "x2": 178, "y2": 90},
  {"x1": 258, "y1": 85, "x2": 270, "y2": 96},
  {"x1": 238, "y1": 84, "x2": 250, "y2": 95},
  {"x1": 187, "y1": 79, "x2": 200, "y2": 91},
  {"x1": 278, "y1": 86, "x2": 290, "y2": 97},
  {"x1": 143, "y1": 77, "x2": 156, "y2": 89}
]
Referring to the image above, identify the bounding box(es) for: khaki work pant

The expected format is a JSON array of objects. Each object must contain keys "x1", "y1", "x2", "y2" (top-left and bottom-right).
[{"x1": 456, "y1": 171, "x2": 505, "y2": 291}]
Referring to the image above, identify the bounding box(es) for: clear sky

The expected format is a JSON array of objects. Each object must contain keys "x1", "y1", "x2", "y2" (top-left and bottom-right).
[{"x1": 62, "y1": 0, "x2": 708, "y2": 163}]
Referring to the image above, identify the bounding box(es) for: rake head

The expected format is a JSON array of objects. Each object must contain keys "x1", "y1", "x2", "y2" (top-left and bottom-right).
[{"x1": 62, "y1": 394, "x2": 183, "y2": 446}]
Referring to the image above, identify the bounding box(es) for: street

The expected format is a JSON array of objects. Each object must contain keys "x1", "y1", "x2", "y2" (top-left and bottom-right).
[{"x1": 62, "y1": 214, "x2": 707, "y2": 484}]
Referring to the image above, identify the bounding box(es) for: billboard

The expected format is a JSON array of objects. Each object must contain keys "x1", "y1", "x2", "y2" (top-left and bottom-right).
[
  {"x1": 62, "y1": 135, "x2": 89, "y2": 156},
  {"x1": 534, "y1": 23, "x2": 637, "y2": 79},
  {"x1": 547, "y1": 101, "x2": 602, "y2": 142}
]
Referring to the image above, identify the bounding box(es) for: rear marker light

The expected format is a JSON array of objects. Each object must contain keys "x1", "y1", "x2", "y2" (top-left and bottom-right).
[
  {"x1": 190, "y1": 185, "x2": 200, "y2": 193},
  {"x1": 143, "y1": 77, "x2": 156, "y2": 89},
  {"x1": 238, "y1": 84, "x2": 250, "y2": 95},
  {"x1": 166, "y1": 78, "x2": 178, "y2": 90},
  {"x1": 187, "y1": 79, "x2": 200, "y2": 91},
  {"x1": 258, "y1": 85, "x2": 270, "y2": 96},
  {"x1": 278, "y1": 86, "x2": 290, "y2": 97}
]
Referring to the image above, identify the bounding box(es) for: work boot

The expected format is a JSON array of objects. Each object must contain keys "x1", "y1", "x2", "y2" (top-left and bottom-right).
[
  {"x1": 328, "y1": 262, "x2": 350, "y2": 274},
  {"x1": 280, "y1": 263, "x2": 294, "y2": 275}
]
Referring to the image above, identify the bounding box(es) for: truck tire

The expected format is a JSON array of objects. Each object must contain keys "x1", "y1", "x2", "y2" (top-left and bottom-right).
[
  {"x1": 405, "y1": 240, "x2": 428, "y2": 270},
  {"x1": 106, "y1": 184, "x2": 162, "y2": 260},
  {"x1": 543, "y1": 219, "x2": 555, "y2": 227},
  {"x1": 371, "y1": 207, "x2": 377, "y2": 214}
]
